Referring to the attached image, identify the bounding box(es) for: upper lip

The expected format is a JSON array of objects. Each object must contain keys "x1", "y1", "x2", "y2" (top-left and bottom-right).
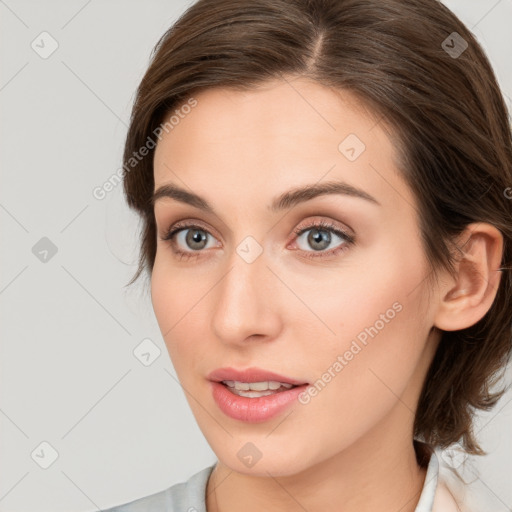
[{"x1": 207, "y1": 367, "x2": 308, "y2": 386}]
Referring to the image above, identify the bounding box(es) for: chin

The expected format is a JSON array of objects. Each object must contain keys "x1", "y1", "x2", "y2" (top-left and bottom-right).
[{"x1": 214, "y1": 441, "x2": 316, "y2": 477}]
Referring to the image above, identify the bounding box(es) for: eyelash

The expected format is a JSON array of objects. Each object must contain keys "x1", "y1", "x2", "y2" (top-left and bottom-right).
[{"x1": 160, "y1": 219, "x2": 355, "y2": 261}]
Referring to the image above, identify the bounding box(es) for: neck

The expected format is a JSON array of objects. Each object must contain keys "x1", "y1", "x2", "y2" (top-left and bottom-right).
[{"x1": 206, "y1": 418, "x2": 430, "y2": 512}]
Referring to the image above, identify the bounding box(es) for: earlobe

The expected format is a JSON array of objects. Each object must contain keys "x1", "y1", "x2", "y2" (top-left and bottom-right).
[{"x1": 433, "y1": 223, "x2": 503, "y2": 332}]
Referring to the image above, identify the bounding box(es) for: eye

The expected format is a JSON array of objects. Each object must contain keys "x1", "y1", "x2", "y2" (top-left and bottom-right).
[
  {"x1": 160, "y1": 221, "x2": 219, "y2": 260},
  {"x1": 159, "y1": 218, "x2": 355, "y2": 261},
  {"x1": 291, "y1": 219, "x2": 355, "y2": 259}
]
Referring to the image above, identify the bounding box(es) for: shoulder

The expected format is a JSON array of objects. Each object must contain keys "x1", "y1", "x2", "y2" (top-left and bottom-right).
[
  {"x1": 432, "y1": 478, "x2": 464, "y2": 512},
  {"x1": 101, "y1": 465, "x2": 215, "y2": 512},
  {"x1": 434, "y1": 455, "x2": 493, "y2": 512},
  {"x1": 415, "y1": 442, "x2": 486, "y2": 512}
]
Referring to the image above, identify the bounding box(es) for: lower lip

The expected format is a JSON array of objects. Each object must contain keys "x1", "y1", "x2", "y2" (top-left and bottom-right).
[{"x1": 210, "y1": 381, "x2": 308, "y2": 423}]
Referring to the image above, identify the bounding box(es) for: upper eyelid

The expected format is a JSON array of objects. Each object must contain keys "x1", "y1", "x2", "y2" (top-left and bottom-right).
[
  {"x1": 155, "y1": 196, "x2": 360, "y2": 233},
  {"x1": 164, "y1": 219, "x2": 220, "y2": 239}
]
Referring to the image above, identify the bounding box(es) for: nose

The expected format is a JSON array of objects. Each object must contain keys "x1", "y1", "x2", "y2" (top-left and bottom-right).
[{"x1": 210, "y1": 247, "x2": 283, "y2": 346}]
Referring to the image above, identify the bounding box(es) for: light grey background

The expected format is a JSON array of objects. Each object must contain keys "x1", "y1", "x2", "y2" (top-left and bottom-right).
[{"x1": 1, "y1": 1, "x2": 511, "y2": 511}]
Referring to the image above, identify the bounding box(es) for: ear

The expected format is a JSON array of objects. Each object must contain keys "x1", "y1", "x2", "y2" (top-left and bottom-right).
[{"x1": 433, "y1": 222, "x2": 504, "y2": 332}]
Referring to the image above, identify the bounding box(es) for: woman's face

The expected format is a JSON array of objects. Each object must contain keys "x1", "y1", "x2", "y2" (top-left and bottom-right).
[{"x1": 151, "y1": 77, "x2": 442, "y2": 475}]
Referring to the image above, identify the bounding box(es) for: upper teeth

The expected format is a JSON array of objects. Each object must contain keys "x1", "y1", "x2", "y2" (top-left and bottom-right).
[{"x1": 222, "y1": 380, "x2": 294, "y2": 391}]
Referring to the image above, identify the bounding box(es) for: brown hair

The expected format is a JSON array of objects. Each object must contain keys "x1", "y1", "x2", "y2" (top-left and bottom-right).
[{"x1": 122, "y1": 0, "x2": 512, "y2": 456}]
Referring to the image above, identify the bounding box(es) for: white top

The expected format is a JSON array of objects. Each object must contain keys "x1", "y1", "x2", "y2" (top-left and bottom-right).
[{"x1": 102, "y1": 444, "x2": 480, "y2": 512}]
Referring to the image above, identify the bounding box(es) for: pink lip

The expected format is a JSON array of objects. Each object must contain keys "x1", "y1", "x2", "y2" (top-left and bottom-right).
[
  {"x1": 207, "y1": 367, "x2": 309, "y2": 423},
  {"x1": 210, "y1": 381, "x2": 308, "y2": 423},
  {"x1": 207, "y1": 366, "x2": 308, "y2": 386}
]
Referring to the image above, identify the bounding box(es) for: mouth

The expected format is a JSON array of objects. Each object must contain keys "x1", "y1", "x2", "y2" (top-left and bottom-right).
[
  {"x1": 207, "y1": 367, "x2": 310, "y2": 422},
  {"x1": 220, "y1": 379, "x2": 300, "y2": 398}
]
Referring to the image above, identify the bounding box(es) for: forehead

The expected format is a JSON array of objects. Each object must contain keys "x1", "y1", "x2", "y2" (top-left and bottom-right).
[
  {"x1": 156, "y1": 78, "x2": 380, "y2": 152},
  {"x1": 152, "y1": 78, "x2": 413, "y2": 213}
]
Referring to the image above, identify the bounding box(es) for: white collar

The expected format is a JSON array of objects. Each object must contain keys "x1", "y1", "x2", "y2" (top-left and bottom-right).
[{"x1": 414, "y1": 444, "x2": 475, "y2": 512}]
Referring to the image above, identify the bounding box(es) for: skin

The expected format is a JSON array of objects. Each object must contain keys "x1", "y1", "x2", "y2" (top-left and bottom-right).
[{"x1": 150, "y1": 77, "x2": 503, "y2": 512}]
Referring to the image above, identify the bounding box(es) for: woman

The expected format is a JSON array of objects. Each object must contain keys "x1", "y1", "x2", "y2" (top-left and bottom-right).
[{"x1": 104, "y1": 0, "x2": 512, "y2": 510}]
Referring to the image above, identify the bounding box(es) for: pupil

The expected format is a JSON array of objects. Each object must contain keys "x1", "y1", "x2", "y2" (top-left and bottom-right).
[
  {"x1": 309, "y1": 229, "x2": 330, "y2": 251},
  {"x1": 187, "y1": 229, "x2": 207, "y2": 249}
]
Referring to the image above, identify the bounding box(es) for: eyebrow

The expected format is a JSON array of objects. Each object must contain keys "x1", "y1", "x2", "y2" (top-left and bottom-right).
[{"x1": 151, "y1": 180, "x2": 380, "y2": 213}]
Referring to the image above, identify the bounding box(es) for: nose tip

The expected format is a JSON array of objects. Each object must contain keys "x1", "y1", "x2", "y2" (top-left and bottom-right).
[{"x1": 210, "y1": 254, "x2": 282, "y2": 346}]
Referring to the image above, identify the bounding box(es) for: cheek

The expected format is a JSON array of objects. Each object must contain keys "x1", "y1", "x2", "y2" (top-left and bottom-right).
[
  {"x1": 338, "y1": 229, "x2": 426, "y2": 334},
  {"x1": 151, "y1": 252, "x2": 200, "y2": 327},
  {"x1": 150, "y1": 257, "x2": 173, "y2": 334},
  {"x1": 151, "y1": 258, "x2": 186, "y2": 360},
  {"x1": 286, "y1": 239, "x2": 426, "y2": 349},
  {"x1": 292, "y1": 240, "x2": 430, "y2": 425},
  {"x1": 150, "y1": 256, "x2": 213, "y2": 370}
]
